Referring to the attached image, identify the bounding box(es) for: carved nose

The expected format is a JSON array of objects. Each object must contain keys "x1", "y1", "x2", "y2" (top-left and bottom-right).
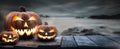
[
  {"x1": 45, "y1": 33, "x2": 48, "y2": 35},
  {"x1": 8, "y1": 35, "x2": 12, "y2": 38},
  {"x1": 24, "y1": 22, "x2": 28, "y2": 27}
]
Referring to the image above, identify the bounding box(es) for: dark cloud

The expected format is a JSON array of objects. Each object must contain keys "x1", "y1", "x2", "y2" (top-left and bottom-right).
[{"x1": 0, "y1": 0, "x2": 120, "y2": 17}]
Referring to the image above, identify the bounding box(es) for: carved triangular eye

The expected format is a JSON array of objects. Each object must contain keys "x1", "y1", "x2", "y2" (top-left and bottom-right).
[
  {"x1": 39, "y1": 29, "x2": 44, "y2": 33},
  {"x1": 3, "y1": 34, "x2": 8, "y2": 37},
  {"x1": 49, "y1": 29, "x2": 55, "y2": 33},
  {"x1": 12, "y1": 16, "x2": 23, "y2": 22},
  {"x1": 13, "y1": 35, "x2": 17, "y2": 37},
  {"x1": 28, "y1": 16, "x2": 36, "y2": 20}
]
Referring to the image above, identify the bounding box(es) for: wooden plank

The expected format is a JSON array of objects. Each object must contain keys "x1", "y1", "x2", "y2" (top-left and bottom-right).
[
  {"x1": 15, "y1": 40, "x2": 38, "y2": 48},
  {"x1": 87, "y1": 35, "x2": 120, "y2": 49},
  {"x1": 0, "y1": 45, "x2": 14, "y2": 49},
  {"x1": 106, "y1": 36, "x2": 120, "y2": 43},
  {"x1": 74, "y1": 36, "x2": 98, "y2": 47},
  {"x1": 61, "y1": 36, "x2": 77, "y2": 48},
  {"x1": 0, "y1": 41, "x2": 15, "y2": 49},
  {"x1": 37, "y1": 36, "x2": 62, "y2": 49},
  {"x1": 14, "y1": 36, "x2": 62, "y2": 49},
  {"x1": 106, "y1": 36, "x2": 120, "y2": 49}
]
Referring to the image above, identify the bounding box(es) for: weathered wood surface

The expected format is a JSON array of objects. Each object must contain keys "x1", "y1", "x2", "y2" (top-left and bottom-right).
[
  {"x1": 87, "y1": 35, "x2": 120, "y2": 49},
  {"x1": 61, "y1": 36, "x2": 77, "y2": 48},
  {"x1": 15, "y1": 36, "x2": 62, "y2": 49},
  {"x1": 74, "y1": 36, "x2": 98, "y2": 46},
  {"x1": 106, "y1": 36, "x2": 120, "y2": 44},
  {"x1": 0, "y1": 35, "x2": 120, "y2": 49},
  {"x1": 106, "y1": 36, "x2": 120, "y2": 49}
]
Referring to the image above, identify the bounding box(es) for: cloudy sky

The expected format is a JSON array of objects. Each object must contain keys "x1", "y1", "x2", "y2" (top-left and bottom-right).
[{"x1": 0, "y1": 0, "x2": 120, "y2": 17}]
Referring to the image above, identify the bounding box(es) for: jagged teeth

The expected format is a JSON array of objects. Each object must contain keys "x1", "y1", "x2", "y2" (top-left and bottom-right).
[
  {"x1": 14, "y1": 27, "x2": 37, "y2": 36},
  {"x1": 2, "y1": 38, "x2": 17, "y2": 42}
]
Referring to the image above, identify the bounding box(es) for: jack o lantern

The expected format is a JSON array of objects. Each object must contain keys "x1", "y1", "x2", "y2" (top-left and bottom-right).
[
  {"x1": 0, "y1": 31, "x2": 19, "y2": 44},
  {"x1": 36, "y1": 22, "x2": 57, "y2": 40},
  {"x1": 5, "y1": 6, "x2": 42, "y2": 39}
]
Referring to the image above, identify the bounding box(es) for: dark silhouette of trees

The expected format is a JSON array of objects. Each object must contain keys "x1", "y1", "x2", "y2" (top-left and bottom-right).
[
  {"x1": 89, "y1": 14, "x2": 120, "y2": 19},
  {"x1": 39, "y1": 14, "x2": 50, "y2": 18}
]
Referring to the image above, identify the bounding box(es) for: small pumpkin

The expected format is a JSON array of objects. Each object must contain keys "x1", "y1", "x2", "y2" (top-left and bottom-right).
[
  {"x1": 5, "y1": 6, "x2": 42, "y2": 39},
  {"x1": 36, "y1": 22, "x2": 57, "y2": 40},
  {"x1": 0, "y1": 31, "x2": 19, "y2": 44}
]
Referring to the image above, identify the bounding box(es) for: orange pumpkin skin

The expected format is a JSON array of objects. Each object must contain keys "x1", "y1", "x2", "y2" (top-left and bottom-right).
[
  {"x1": 5, "y1": 7, "x2": 42, "y2": 39},
  {"x1": 0, "y1": 31, "x2": 19, "y2": 44},
  {"x1": 36, "y1": 25, "x2": 57, "y2": 41}
]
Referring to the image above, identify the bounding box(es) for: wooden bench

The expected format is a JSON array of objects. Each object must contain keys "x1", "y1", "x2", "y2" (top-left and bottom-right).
[{"x1": 0, "y1": 35, "x2": 120, "y2": 49}]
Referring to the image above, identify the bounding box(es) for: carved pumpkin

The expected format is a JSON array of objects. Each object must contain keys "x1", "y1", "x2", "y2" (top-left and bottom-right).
[
  {"x1": 5, "y1": 6, "x2": 42, "y2": 39},
  {"x1": 36, "y1": 22, "x2": 57, "y2": 40},
  {"x1": 0, "y1": 31, "x2": 19, "y2": 44}
]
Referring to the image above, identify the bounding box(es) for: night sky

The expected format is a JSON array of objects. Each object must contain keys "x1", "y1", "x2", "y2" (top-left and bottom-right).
[{"x1": 0, "y1": 0, "x2": 120, "y2": 17}]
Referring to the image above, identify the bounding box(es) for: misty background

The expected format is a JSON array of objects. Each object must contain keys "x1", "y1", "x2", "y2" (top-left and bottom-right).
[{"x1": 0, "y1": 0, "x2": 120, "y2": 36}]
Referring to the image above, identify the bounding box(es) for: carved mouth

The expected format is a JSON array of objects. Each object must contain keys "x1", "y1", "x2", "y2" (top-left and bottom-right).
[
  {"x1": 11, "y1": 26, "x2": 37, "y2": 36},
  {"x1": 2, "y1": 38, "x2": 17, "y2": 43},
  {"x1": 37, "y1": 34, "x2": 56, "y2": 39}
]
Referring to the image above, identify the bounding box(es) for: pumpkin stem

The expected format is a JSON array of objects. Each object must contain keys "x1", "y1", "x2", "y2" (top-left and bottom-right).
[
  {"x1": 44, "y1": 22, "x2": 48, "y2": 25},
  {"x1": 19, "y1": 6, "x2": 26, "y2": 12}
]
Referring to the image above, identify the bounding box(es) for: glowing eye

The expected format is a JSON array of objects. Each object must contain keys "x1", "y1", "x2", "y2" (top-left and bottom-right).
[
  {"x1": 28, "y1": 16, "x2": 36, "y2": 20},
  {"x1": 39, "y1": 29, "x2": 44, "y2": 33},
  {"x1": 12, "y1": 16, "x2": 23, "y2": 22},
  {"x1": 49, "y1": 29, "x2": 55, "y2": 33},
  {"x1": 13, "y1": 35, "x2": 16, "y2": 37},
  {"x1": 3, "y1": 34, "x2": 8, "y2": 37}
]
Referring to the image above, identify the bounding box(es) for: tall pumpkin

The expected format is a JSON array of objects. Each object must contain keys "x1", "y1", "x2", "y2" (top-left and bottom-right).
[{"x1": 5, "y1": 6, "x2": 42, "y2": 39}]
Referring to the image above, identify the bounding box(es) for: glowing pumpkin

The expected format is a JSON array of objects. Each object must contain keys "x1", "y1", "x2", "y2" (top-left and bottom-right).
[
  {"x1": 5, "y1": 6, "x2": 42, "y2": 39},
  {"x1": 36, "y1": 22, "x2": 57, "y2": 40},
  {"x1": 0, "y1": 31, "x2": 19, "y2": 44}
]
